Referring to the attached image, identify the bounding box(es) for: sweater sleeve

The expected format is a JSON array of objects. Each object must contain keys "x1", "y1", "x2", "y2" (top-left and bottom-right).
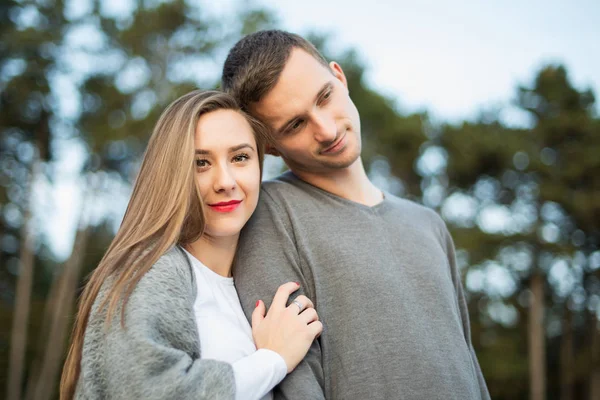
[
  {"x1": 439, "y1": 221, "x2": 492, "y2": 400},
  {"x1": 233, "y1": 188, "x2": 326, "y2": 400},
  {"x1": 82, "y1": 251, "x2": 236, "y2": 400}
]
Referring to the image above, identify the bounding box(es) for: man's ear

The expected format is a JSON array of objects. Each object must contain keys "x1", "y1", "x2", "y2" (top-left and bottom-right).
[
  {"x1": 329, "y1": 61, "x2": 348, "y2": 89},
  {"x1": 265, "y1": 144, "x2": 280, "y2": 157}
]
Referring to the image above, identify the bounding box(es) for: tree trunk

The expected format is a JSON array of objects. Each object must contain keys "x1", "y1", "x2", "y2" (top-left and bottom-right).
[
  {"x1": 30, "y1": 184, "x2": 92, "y2": 400},
  {"x1": 23, "y1": 266, "x2": 63, "y2": 400},
  {"x1": 590, "y1": 315, "x2": 600, "y2": 400},
  {"x1": 529, "y1": 272, "x2": 546, "y2": 400},
  {"x1": 6, "y1": 160, "x2": 41, "y2": 400},
  {"x1": 560, "y1": 305, "x2": 574, "y2": 400}
]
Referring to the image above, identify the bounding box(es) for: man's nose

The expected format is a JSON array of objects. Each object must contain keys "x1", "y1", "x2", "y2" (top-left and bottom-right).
[{"x1": 311, "y1": 111, "x2": 337, "y2": 143}]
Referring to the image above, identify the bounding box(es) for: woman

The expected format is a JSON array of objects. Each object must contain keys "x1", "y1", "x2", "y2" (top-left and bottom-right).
[{"x1": 60, "y1": 91, "x2": 322, "y2": 400}]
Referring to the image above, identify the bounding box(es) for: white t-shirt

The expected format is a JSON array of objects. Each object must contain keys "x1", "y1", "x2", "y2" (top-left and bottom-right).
[{"x1": 183, "y1": 248, "x2": 287, "y2": 400}]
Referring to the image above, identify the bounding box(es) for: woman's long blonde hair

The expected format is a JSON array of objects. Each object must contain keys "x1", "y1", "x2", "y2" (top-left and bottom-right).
[{"x1": 60, "y1": 90, "x2": 266, "y2": 400}]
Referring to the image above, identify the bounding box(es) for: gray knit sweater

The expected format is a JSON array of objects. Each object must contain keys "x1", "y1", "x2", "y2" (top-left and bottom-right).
[
  {"x1": 75, "y1": 246, "x2": 235, "y2": 399},
  {"x1": 234, "y1": 172, "x2": 491, "y2": 400}
]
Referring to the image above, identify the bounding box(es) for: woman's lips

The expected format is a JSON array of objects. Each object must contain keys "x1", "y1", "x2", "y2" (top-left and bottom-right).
[{"x1": 208, "y1": 200, "x2": 242, "y2": 213}]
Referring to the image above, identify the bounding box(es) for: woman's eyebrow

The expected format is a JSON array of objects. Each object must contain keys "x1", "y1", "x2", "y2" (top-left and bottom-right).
[{"x1": 194, "y1": 143, "x2": 255, "y2": 155}]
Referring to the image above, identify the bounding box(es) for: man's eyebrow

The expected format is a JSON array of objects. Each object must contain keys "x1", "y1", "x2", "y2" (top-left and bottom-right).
[
  {"x1": 276, "y1": 81, "x2": 334, "y2": 135},
  {"x1": 194, "y1": 143, "x2": 255, "y2": 155}
]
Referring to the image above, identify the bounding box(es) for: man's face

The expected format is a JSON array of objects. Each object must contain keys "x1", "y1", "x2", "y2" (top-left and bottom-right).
[{"x1": 252, "y1": 48, "x2": 362, "y2": 175}]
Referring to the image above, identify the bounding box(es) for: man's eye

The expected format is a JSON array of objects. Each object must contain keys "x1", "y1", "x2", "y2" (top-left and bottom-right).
[
  {"x1": 291, "y1": 119, "x2": 304, "y2": 131},
  {"x1": 319, "y1": 90, "x2": 333, "y2": 105}
]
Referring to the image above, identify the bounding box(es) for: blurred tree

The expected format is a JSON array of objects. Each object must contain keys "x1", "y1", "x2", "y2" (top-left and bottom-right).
[
  {"x1": 516, "y1": 66, "x2": 599, "y2": 400},
  {"x1": 1, "y1": 0, "x2": 64, "y2": 398},
  {"x1": 438, "y1": 65, "x2": 599, "y2": 400}
]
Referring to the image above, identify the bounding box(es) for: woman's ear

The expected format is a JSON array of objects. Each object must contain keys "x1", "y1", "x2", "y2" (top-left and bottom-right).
[{"x1": 329, "y1": 61, "x2": 348, "y2": 88}]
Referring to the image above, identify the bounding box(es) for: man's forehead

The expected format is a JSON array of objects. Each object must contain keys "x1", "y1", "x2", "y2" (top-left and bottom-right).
[{"x1": 251, "y1": 94, "x2": 303, "y2": 128}]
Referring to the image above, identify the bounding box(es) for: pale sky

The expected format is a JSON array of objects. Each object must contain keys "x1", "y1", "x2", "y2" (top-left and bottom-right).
[{"x1": 256, "y1": 0, "x2": 600, "y2": 125}]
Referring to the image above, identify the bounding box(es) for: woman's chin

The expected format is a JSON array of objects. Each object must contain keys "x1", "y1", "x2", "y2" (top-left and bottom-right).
[{"x1": 203, "y1": 223, "x2": 246, "y2": 239}]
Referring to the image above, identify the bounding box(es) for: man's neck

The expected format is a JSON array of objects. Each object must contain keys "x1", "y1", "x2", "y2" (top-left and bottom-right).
[
  {"x1": 292, "y1": 158, "x2": 383, "y2": 206},
  {"x1": 185, "y1": 234, "x2": 239, "y2": 277}
]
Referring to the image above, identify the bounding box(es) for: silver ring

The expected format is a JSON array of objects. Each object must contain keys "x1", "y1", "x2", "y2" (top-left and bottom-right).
[{"x1": 292, "y1": 300, "x2": 304, "y2": 313}]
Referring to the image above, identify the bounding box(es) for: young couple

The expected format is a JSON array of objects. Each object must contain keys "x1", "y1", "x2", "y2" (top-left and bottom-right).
[{"x1": 61, "y1": 30, "x2": 491, "y2": 400}]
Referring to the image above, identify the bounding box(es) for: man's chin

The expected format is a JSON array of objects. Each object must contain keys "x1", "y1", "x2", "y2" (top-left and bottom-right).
[
  {"x1": 281, "y1": 147, "x2": 360, "y2": 174},
  {"x1": 316, "y1": 150, "x2": 361, "y2": 171},
  {"x1": 325, "y1": 158, "x2": 359, "y2": 171}
]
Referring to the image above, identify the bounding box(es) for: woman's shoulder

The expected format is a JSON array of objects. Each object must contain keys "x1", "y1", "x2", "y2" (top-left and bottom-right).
[
  {"x1": 151, "y1": 246, "x2": 194, "y2": 279},
  {"x1": 136, "y1": 246, "x2": 196, "y2": 299},
  {"x1": 105, "y1": 246, "x2": 198, "y2": 337}
]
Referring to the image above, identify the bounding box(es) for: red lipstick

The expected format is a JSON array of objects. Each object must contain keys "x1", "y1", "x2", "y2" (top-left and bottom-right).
[{"x1": 208, "y1": 199, "x2": 242, "y2": 213}]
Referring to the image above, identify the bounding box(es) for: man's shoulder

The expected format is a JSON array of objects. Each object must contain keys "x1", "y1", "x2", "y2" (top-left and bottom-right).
[
  {"x1": 386, "y1": 193, "x2": 438, "y2": 215},
  {"x1": 258, "y1": 171, "x2": 317, "y2": 209},
  {"x1": 384, "y1": 193, "x2": 446, "y2": 231},
  {"x1": 261, "y1": 171, "x2": 304, "y2": 194}
]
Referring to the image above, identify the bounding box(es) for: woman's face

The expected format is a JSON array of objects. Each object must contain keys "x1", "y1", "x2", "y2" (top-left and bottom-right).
[{"x1": 194, "y1": 109, "x2": 261, "y2": 239}]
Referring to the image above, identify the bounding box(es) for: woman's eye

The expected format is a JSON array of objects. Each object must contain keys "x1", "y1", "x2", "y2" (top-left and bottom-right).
[
  {"x1": 232, "y1": 153, "x2": 249, "y2": 163},
  {"x1": 195, "y1": 159, "x2": 209, "y2": 168},
  {"x1": 323, "y1": 90, "x2": 332, "y2": 100}
]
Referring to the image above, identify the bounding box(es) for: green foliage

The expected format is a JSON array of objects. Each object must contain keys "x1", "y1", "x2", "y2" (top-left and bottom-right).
[
  {"x1": 438, "y1": 64, "x2": 599, "y2": 399},
  {"x1": 441, "y1": 122, "x2": 527, "y2": 190},
  {"x1": 240, "y1": 8, "x2": 279, "y2": 36},
  {"x1": 517, "y1": 66, "x2": 600, "y2": 242}
]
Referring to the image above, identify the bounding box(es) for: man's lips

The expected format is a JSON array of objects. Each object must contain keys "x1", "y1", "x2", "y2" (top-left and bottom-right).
[
  {"x1": 207, "y1": 200, "x2": 242, "y2": 213},
  {"x1": 321, "y1": 133, "x2": 346, "y2": 154}
]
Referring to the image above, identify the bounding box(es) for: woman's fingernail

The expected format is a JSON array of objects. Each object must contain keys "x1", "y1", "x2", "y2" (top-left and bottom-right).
[
  {"x1": 256, "y1": 300, "x2": 261, "y2": 307},
  {"x1": 295, "y1": 282, "x2": 300, "y2": 286}
]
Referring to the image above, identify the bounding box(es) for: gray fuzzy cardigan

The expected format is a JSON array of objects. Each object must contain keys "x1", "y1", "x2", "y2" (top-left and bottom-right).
[{"x1": 75, "y1": 246, "x2": 235, "y2": 399}]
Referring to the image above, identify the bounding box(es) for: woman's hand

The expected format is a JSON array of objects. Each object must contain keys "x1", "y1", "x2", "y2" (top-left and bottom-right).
[{"x1": 251, "y1": 282, "x2": 322, "y2": 373}]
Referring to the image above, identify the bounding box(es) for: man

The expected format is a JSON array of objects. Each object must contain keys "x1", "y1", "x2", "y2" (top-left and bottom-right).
[{"x1": 223, "y1": 30, "x2": 490, "y2": 400}]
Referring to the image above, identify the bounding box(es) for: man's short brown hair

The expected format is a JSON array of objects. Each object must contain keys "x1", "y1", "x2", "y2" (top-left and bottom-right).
[{"x1": 222, "y1": 30, "x2": 329, "y2": 111}]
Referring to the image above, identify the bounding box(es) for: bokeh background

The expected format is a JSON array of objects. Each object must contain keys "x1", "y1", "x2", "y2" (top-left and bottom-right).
[{"x1": 1, "y1": 1, "x2": 599, "y2": 399}]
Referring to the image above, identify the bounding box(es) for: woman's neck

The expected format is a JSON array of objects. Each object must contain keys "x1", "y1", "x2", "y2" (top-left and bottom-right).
[{"x1": 185, "y1": 233, "x2": 239, "y2": 277}]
